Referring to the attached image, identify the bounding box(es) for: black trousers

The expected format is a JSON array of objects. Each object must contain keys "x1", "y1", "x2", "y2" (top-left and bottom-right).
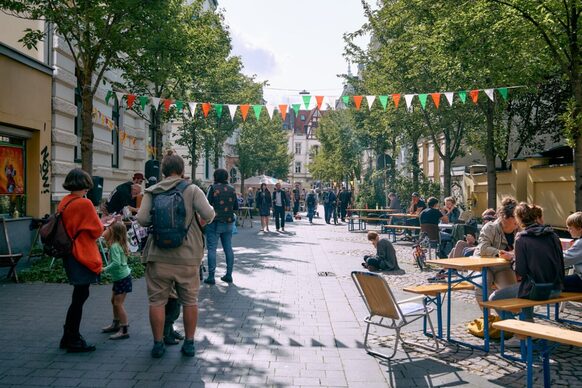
[
  {"x1": 164, "y1": 297, "x2": 181, "y2": 335},
  {"x1": 293, "y1": 201, "x2": 299, "y2": 215},
  {"x1": 340, "y1": 204, "x2": 348, "y2": 220},
  {"x1": 65, "y1": 284, "x2": 90, "y2": 336},
  {"x1": 274, "y1": 206, "x2": 285, "y2": 229}
]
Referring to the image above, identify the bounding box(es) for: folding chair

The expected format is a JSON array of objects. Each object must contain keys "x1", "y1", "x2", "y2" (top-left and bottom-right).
[
  {"x1": 420, "y1": 224, "x2": 440, "y2": 260},
  {"x1": 351, "y1": 271, "x2": 439, "y2": 359},
  {"x1": 0, "y1": 218, "x2": 23, "y2": 282}
]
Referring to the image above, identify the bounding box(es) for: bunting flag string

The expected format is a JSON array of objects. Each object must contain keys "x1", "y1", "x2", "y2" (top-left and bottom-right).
[
  {"x1": 102, "y1": 85, "x2": 523, "y2": 124},
  {"x1": 92, "y1": 107, "x2": 138, "y2": 147}
]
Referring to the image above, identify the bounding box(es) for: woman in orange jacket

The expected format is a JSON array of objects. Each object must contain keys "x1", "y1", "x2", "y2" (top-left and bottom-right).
[{"x1": 59, "y1": 168, "x2": 104, "y2": 353}]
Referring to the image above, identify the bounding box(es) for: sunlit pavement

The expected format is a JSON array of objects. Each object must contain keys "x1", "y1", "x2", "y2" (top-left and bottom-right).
[{"x1": 1, "y1": 206, "x2": 581, "y2": 387}]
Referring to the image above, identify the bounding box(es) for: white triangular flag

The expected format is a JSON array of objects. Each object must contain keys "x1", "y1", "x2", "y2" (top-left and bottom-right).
[
  {"x1": 484, "y1": 89, "x2": 495, "y2": 101},
  {"x1": 404, "y1": 94, "x2": 415, "y2": 110},
  {"x1": 188, "y1": 102, "x2": 197, "y2": 117},
  {"x1": 365, "y1": 95, "x2": 376, "y2": 110},
  {"x1": 152, "y1": 97, "x2": 161, "y2": 108},
  {"x1": 326, "y1": 96, "x2": 335, "y2": 110},
  {"x1": 265, "y1": 104, "x2": 275, "y2": 120},
  {"x1": 444, "y1": 92, "x2": 454, "y2": 106},
  {"x1": 228, "y1": 104, "x2": 237, "y2": 121},
  {"x1": 115, "y1": 92, "x2": 125, "y2": 106}
]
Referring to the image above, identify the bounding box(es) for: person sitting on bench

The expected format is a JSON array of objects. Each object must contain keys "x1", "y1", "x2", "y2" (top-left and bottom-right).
[
  {"x1": 362, "y1": 231, "x2": 400, "y2": 271},
  {"x1": 563, "y1": 211, "x2": 582, "y2": 292},
  {"x1": 489, "y1": 202, "x2": 565, "y2": 321}
]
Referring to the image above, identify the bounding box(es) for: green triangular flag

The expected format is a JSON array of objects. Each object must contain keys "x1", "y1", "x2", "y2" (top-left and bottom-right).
[
  {"x1": 175, "y1": 100, "x2": 183, "y2": 112},
  {"x1": 252, "y1": 104, "x2": 262, "y2": 120},
  {"x1": 302, "y1": 95, "x2": 312, "y2": 109},
  {"x1": 214, "y1": 104, "x2": 223, "y2": 119},
  {"x1": 498, "y1": 87, "x2": 509, "y2": 101},
  {"x1": 418, "y1": 94, "x2": 428, "y2": 109},
  {"x1": 342, "y1": 95, "x2": 350, "y2": 106},
  {"x1": 292, "y1": 103, "x2": 301, "y2": 115},
  {"x1": 105, "y1": 90, "x2": 113, "y2": 105},
  {"x1": 139, "y1": 96, "x2": 149, "y2": 110},
  {"x1": 378, "y1": 95, "x2": 388, "y2": 110},
  {"x1": 458, "y1": 90, "x2": 467, "y2": 104}
]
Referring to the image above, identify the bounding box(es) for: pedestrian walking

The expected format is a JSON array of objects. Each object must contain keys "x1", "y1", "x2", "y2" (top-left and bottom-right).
[
  {"x1": 338, "y1": 187, "x2": 352, "y2": 222},
  {"x1": 292, "y1": 183, "x2": 301, "y2": 216},
  {"x1": 204, "y1": 168, "x2": 238, "y2": 285},
  {"x1": 272, "y1": 182, "x2": 289, "y2": 232},
  {"x1": 255, "y1": 183, "x2": 272, "y2": 232},
  {"x1": 101, "y1": 221, "x2": 132, "y2": 340},
  {"x1": 137, "y1": 150, "x2": 215, "y2": 358},
  {"x1": 58, "y1": 168, "x2": 104, "y2": 353},
  {"x1": 306, "y1": 189, "x2": 318, "y2": 224}
]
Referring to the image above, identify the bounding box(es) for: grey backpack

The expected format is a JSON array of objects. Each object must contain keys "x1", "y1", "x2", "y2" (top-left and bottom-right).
[{"x1": 151, "y1": 180, "x2": 190, "y2": 249}]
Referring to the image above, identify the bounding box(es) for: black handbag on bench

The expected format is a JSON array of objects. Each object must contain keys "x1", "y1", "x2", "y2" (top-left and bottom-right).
[{"x1": 528, "y1": 280, "x2": 555, "y2": 301}]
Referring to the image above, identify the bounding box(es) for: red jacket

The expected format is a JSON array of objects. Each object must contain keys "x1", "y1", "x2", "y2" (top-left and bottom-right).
[{"x1": 59, "y1": 194, "x2": 103, "y2": 274}]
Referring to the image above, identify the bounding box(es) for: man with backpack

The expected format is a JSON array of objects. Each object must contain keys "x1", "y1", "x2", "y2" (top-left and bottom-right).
[
  {"x1": 204, "y1": 168, "x2": 238, "y2": 285},
  {"x1": 137, "y1": 151, "x2": 215, "y2": 359}
]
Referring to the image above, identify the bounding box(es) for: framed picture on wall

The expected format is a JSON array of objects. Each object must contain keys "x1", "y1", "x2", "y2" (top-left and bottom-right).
[{"x1": 0, "y1": 145, "x2": 25, "y2": 195}]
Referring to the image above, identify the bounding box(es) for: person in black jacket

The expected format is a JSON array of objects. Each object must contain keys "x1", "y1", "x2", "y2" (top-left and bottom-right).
[
  {"x1": 489, "y1": 203, "x2": 564, "y2": 320},
  {"x1": 362, "y1": 231, "x2": 400, "y2": 271},
  {"x1": 272, "y1": 182, "x2": 289, "y2": 232},
  {"x1": 255, "y1": 183, "x2": 272, "y2": 232}
]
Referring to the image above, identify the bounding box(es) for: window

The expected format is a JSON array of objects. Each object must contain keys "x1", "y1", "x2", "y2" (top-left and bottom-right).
[
  {"x1": 295, "y1": 162, "x2": 301, "y2": 173},
  {"x1": 74, "y1": 85, "x2": 83, "y2": 163},
  {"x1": 0, "y1": 136, "x2": 26, "y2": 217},
  {"x1": 295, "y1": 143, "x2": 302, "y2": 155},
  {"x1": 111, "y1": 99, "x2": 120, "y2": 168},
  {"x1": 310, "y1": 145, "x2": 319, "y2": 159},
  {"x1": 300, "y1": 114, "x2": 306, "y2": 121}
]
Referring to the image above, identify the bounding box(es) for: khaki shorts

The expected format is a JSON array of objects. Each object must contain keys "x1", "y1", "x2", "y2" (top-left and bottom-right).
[{"x1": 146, "y1": 262, "x2": 200, "y2": 307}]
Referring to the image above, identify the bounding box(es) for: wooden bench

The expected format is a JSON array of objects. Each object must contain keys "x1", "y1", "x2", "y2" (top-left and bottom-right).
[
  {"x1": 404, "y1": 282, "x2": 475, "y2": 339},
  {"x1": 492, "y1": 319, "x2": 582, "y2": 388},
  {"x1": 480, "y1": 292, "x2": 582, "y2": 316}
]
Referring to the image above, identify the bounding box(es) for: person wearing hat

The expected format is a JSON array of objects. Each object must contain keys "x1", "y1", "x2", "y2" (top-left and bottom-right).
[{"x1": 105, "y1": 173, "x2": 144, "y2": 215}]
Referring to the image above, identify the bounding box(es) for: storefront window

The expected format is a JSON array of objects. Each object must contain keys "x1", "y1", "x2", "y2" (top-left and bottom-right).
[{"x1": 0, "y1": 136, "x2": 26, "y2": 217}]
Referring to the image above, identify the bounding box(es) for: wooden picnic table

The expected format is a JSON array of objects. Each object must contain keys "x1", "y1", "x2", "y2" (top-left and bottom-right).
[
  {"x1": 349, "y1": 208, "x2": 399, "y2": 213},
  {"x1": 425, "y1": 257, "x2": 510, "y2": 352}
]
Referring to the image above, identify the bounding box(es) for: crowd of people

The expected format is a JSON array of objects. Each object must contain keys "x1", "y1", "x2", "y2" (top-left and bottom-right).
[{"x1": 53, "y1": 161, "x2": 582, "y2": 358}]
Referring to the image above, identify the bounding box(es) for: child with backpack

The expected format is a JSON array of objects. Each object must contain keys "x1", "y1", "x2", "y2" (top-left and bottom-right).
[{"x1": 101, "y1": 221, "x2": 132, "y2": 340}]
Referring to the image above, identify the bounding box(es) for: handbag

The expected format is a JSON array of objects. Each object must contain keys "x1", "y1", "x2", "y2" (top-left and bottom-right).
[{"x1": 528, "y1": 280, "x2": 554, "y2": 301}]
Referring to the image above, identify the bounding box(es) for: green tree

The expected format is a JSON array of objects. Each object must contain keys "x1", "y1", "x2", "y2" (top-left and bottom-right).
[
  {"x1": 1, "y1": 0, "x2": 164, "y2": 173},
  {"x1": 121, "y1": 0, "x2": 231, "y2": 161},
  {"x1": 236, "y1": 115, "x2": 292, "y2": 194},
  {"x1": 483, "y1": 0, "x2": 582, "y2": 209}
]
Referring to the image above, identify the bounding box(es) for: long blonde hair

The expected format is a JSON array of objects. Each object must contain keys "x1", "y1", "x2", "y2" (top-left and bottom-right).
[{"x1": 105, "y1": 221, "x2": 130, "y2": 256}]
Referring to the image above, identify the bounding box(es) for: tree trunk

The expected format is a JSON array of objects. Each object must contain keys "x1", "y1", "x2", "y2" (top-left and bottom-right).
[
  {"x1": 485, "y1": 100, "x2": 497, "y2": 209},
  {"x1": 443, "y1": 155, "x2": 451, "y2": 197},
  {"x1": 410, "y1": 142, "x2": 420, "y2": 191},
  {"x1": 240, "y1": 173, "x2": 245, "y2": 200},
  {"x1": 80, "y1": 74, "x2": 95, "y2": 174}
]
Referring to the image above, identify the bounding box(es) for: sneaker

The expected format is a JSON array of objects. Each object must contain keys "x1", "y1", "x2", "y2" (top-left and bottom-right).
[
  {"x1": 276, "y1": 228, "x2": 280, "y2": 232},
  {"x1": 181, "y1": 339, "x2": 195, "y2": 357},
  {"x1": 220, "y1": 274, "x2": 233, "y2": 283},
  {"x1": 281, "y1": 228, "x2": 285, "y2": 232},
  {"x1": 203, "y1": 277, "x2": 215, "y2": 285},
  {"x1": 151, "y1": 341, "x2": 165, "y2": 358},
  {"x1": 109, "y1": 329, "x2": 129, "y2": 340},
  {"x1": 66, "y1": 335, "x2": 96, "y2": 353},
  {"x1": 101, "y1": 320, "x2": 120, "y2": 333}
]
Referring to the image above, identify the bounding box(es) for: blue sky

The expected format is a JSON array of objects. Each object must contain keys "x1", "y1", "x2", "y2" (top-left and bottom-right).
[{"x1": 218, "y1": 0, "x2": 369, "y2": 105}]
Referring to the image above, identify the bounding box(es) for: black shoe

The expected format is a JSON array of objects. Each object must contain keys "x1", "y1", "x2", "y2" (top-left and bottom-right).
[
  {"x1": 151, "y1": 341, "x2": 165, "y2": 358},
  {"x1": 203, "y1": 277, "x2": 215, "y2": 285},
  {"x1": 220, "y1": 275, "x2": 233, "y2": 284},
  {"x1": 66, "y1": 335, "x2": 96, "y2": 353},
  {"x1": 172, "y1": 329, "x2": 185, "y2": 340},
  {"x1": 164, "y1": 336, "x2": 179, "y2": 345},
  {"x1": 181, "y1": 339, "x2": 195, "y2": 357}
]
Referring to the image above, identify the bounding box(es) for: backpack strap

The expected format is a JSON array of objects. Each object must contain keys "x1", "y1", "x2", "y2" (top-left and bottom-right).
[{"x1": 175, "y1": 180, "x2": 206, "y2": 237}]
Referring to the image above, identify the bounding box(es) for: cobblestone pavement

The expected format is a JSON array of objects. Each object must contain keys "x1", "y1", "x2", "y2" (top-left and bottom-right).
[{"x1": 0, "y1": 208, "x2": 581, "y2": 387}]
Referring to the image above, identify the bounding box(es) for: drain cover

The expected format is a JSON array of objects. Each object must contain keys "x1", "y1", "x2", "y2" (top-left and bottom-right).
[{"x1": 318, "y1": 271, "x2": 336, "y2": 277}]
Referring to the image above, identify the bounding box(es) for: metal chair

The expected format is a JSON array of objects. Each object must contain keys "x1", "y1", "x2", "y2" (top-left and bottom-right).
[
  {"x1": 0, "y1": 218, "x2": 23, "y2": 282},
  {"x1": 351, "y1": 271, "x2": 439, "y2": 359},
  {"x1": 420, "y1": 223, "x2": 441, "y2": 260}
]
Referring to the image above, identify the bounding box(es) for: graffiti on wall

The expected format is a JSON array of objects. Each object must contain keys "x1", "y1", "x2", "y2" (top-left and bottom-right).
[{"x1": 40, "y1": 145, "x2": 50, "y2": 194}]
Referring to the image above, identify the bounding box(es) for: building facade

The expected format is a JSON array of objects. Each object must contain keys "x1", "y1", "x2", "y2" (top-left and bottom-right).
[{"x1": 284, "y1": 107, "x2": 322, "y2": 186}]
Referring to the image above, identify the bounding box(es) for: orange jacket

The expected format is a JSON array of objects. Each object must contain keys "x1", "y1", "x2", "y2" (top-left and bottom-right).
[{"x1": 59, "y1": 194, "x2": 103, "y2": 274}]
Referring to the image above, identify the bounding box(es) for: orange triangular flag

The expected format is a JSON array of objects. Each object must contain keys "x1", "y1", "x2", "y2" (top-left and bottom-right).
[
  {"x1": 202, "y1": 102, "x2": 211, "y2": 118},
  {"x1": 278, "y1": 104, "x2": 288, "y2": 121},
  {"x1": 391, "y1": 94, "x2": 401, "y2": 109},
  {"x1": 126, "y1": 94, "x2": 136, "y2": 109},
  {"x1": 315, "y1": 96, "x2": 324, "y2": 110},
  {"x1": 163, "y1": 99, "x2": 172, "y2": 112},
  {"x1": 431, "y1": 93, "x2": 441, "y2": 109},
  {"x1": 470, "y1": 89, "x2": 479, "y2": 104},
  {"x1": 353, "y1": 95, "x2": 363, "y2": 110},
  {"x1": 240, "y1": 104, "x2": 250, "y2": 121}
]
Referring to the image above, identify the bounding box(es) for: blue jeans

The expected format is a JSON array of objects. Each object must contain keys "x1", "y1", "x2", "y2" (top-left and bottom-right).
[
  {"x1": 490, "y1": 283, "x2": 560, "y2": 320},
  {"x1": 206, "y1": 221, "x2": 234, "y2": 278}
]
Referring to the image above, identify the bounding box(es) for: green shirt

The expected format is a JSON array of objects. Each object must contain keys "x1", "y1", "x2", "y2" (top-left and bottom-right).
[{"x1": 103, "y1": 243, "x2": 131, "y2": 282}]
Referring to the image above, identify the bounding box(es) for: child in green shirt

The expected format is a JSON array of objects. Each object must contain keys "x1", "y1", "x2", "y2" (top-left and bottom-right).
[{"x1": 101, "y1": 221, "x2": 132, "y2": 340}]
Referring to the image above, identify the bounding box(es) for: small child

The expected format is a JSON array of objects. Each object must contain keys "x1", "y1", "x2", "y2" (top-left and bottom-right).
[
  {"x1": 101, "y1": 221, "x2": 132, "y2": 340},
  {"x1": 564, "y1": 212, "x2": 582, "y2": 292}
]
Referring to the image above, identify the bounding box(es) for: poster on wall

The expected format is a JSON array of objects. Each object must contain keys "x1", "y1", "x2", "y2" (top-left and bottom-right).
[{"x1": 0, "y1": 145, "x2": 25, "y2": 194}]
